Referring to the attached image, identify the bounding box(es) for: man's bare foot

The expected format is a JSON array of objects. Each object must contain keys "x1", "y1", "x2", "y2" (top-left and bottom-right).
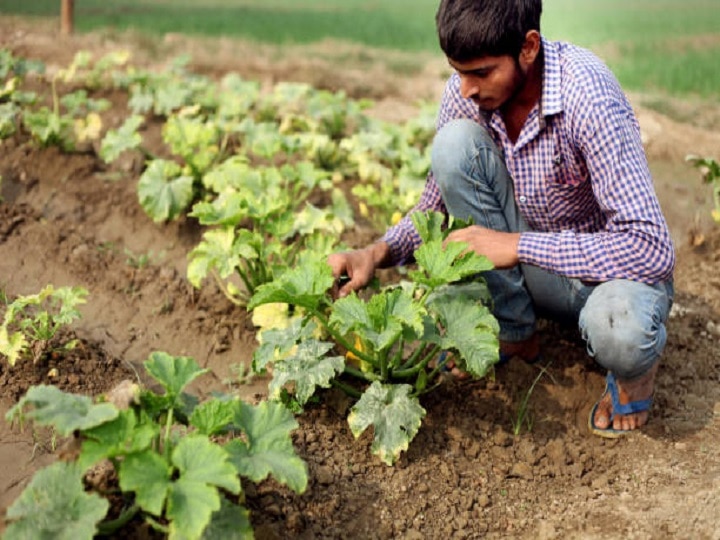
[{"x1": 592, "y1": 363, "x2": 658, "y2": 432}]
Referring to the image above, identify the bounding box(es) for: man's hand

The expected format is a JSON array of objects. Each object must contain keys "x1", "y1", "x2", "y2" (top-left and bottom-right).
[
  {"x1": 327, "y1": 242, "x2": 390, "y2": 298},
  {"x1": 446, "y1": 225, "x2": 521, "y2": 268}
]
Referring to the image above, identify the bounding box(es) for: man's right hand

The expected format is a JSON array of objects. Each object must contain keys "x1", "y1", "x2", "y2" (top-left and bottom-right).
[{"x1": 327, "y1": 242, "x2": 391, "y2": 298}]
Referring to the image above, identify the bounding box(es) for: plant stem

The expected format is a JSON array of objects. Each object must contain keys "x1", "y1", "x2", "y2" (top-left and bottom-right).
[
  {"x1": 97, "y1": 503, "x2": 140, "y2": 535},
  {"x1": 392, "y1": 344, "x2": 440, "y2": 379},
  {"x1": 343, "y1": 364, "x2": 379, "y2": 383},
  {"x1": 331, "y1": 378, "x2": 362, "y2": 399},
  {"x1": 308, "y1": 308, "x2": 379, "y2": 368},
  {"x1": 163, "y1": 407, "x2": 174, "y2": 462}
]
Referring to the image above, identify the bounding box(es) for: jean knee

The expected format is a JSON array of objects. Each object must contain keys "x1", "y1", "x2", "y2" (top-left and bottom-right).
[
  {"x1": 578, "y1": 280, "x2": 671, "y2": 379},
  {"x1": 431, "y1": 119, "x2": 491, "y2": 191}
]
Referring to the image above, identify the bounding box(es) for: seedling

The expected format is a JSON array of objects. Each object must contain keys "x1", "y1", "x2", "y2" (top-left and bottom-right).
[
  {"x1": 0, "y1": 285, "x2": 88, "y2": 365},
  {"x1": 687, "y1": 155, "x2": 720, "y2": 223},
  {"x1": 511, "y1": 363, "x2": 554, "y2": 436}
]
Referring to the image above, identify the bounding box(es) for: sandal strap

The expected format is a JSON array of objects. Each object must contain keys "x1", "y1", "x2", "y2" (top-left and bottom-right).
[{"x1": 606, "y1": 372, "x2": 653, "y2": 418}]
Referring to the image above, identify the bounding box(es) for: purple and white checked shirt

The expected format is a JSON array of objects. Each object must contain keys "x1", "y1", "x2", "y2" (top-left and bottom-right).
[{"x1": 381, "y1": 38, "x2": 675, "y2": 285}]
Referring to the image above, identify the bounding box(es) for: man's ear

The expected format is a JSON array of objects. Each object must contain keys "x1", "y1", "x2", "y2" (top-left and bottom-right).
[{"x1": 520, "y1": 30, "x2": 541, "y2": 66}]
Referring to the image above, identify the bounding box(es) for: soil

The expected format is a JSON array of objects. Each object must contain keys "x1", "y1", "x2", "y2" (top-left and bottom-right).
[{"x1": 1, "y1": 16, "x2": 720, "y2": 540}]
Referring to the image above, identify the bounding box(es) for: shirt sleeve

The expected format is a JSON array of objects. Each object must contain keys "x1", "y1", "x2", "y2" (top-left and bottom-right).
[
  {"x1": 517, "y1": 97, "x2": 675, "y2": 284},
  {"x1": 380, "y1": 74, "x2": 480, "y2": 265}
]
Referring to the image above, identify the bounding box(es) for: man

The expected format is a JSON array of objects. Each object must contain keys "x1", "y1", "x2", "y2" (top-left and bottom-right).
[{"x1": 328, "y1": 0, "x2": 675, "y2": 437}]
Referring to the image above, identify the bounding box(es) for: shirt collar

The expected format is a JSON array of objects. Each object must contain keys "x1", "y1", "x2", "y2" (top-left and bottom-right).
[{"x1": 540, "y1": 36, "x2": 563, "y2": 118}]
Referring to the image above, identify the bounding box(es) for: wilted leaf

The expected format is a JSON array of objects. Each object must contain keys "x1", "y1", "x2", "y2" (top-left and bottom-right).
[
  {"x1": 268, "y1": 339, "x2": 345, "y2": 405},
  {"x1": 347, "y1": 382, "x2": 426, "y2": 466},
  {"x1": 6, "y1": 385, "x2": 118, "y2": 437},
  {"x1": 137, "y1": 159, "x2": 194, "y2": 223},
  {"x1": 4, "y1": 461, "x2": 109, "y2": 540}
]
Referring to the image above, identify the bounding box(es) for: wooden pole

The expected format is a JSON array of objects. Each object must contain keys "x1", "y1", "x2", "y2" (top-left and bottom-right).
[{"x1": 61, "y1": 0, "x2": 74, "y2": 35}]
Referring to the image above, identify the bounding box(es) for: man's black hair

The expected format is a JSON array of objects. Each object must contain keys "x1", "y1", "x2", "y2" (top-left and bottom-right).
[{"x1": 436, "y1": 0, "x2": 542, "y2": 61}]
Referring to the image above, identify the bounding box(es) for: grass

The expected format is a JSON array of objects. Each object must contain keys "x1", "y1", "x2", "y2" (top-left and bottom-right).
[{"x1": 1, "y1": 0, "x2": 719, "y2": 99}]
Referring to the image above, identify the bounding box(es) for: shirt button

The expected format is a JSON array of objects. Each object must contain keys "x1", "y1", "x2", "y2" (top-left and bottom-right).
[{"x1": 518, "y1": 195, "x2": 527, "y2": 203}]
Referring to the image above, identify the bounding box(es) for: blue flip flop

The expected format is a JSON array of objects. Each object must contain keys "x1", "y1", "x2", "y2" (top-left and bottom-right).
[{"x1": 588, "y1": 372, "x2": 653, "y2": 438}]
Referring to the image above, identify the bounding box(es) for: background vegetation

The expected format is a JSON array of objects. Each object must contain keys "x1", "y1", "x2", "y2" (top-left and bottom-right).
[{"x1": 1, "y1": 0, "x2": 719, "y2": 98}]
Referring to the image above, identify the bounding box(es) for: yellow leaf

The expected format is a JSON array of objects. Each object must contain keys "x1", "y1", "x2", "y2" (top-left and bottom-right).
[{"x1": 74, "y1": 113, "x2": 103, "y2": 143}]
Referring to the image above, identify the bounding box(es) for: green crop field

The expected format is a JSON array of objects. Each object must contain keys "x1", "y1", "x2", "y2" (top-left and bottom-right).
[{"x1": 1, "y1": 0, "x2": 719, "y2": 98}]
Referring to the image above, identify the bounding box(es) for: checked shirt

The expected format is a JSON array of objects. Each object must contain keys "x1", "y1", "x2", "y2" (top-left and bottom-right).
[{"x1": 381, "y1": 38, "x2": 675, "y2": 285}]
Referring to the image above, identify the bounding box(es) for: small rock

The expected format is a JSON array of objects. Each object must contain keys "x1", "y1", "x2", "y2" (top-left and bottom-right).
[
  {"x1": 509, "y1": 462, "x2": 533, "y2": 480},
  {"x1": 315, "y1": 465, "x2": 334, "y2": 485}
]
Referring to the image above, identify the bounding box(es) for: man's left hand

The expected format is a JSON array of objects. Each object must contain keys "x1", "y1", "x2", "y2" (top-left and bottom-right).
[{"x1": 445, "y1": 225, "x2": 521, "y2": 268}]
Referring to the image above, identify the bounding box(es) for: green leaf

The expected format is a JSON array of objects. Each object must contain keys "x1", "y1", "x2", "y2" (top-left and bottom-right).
[
  {"x1": 330, "y1": 288, "x2": 424, "y2": 353},
  {"x1": 119, "y1": 450, "x2": 172, "y2": 516},
  {"x1": 4, "y1": 461, "x2": 109, "y2": 540},
  {"x1": 144, "y1": 351, "x2": 209, "y2": 402},
  {"x1": 79, "y1": 409, "x2": 158, "y2": 469},
  {"x1": 6, "y1": 385, "x2": 118, "y2": 437},
  {"x1": 167, "y1": 479, "x2": 221, "y2": 540},
  {"x1": 347, "y1": 382, "x2": 426, "y2": 466},
  {"x1": 225, "y1": 400, "x2": 308, "y2": 493},
  {"x1": 429, "y1": 295, "x2": 500, "y2": 378},
  {"x1": 269, "y1": 339, "x2": 345, "y2": 405},
  {"x1": 187, "y1": 227, "x2": 242, "y2": 288},
  {"x1": 201, "y1": 498, "x2": 253, "y2": 540},
  {"x1": 411, "y1": 239, "x2": 493, "y2": 288},
  {"x1": 99, "y1": 114, "x2": 143, "y2": 163},
  {"x1": 173, "y1": 435, "x2": 240, "y2": 494},
  {"x1": 137, "y1": 159, "x2": 195, "y2": 223},
  {"x1": 190, "y1": 399, "x2": 237, "y2": 436},
  {"x1": 248, "y1": 253, "x2": 334, "y2": 312}
]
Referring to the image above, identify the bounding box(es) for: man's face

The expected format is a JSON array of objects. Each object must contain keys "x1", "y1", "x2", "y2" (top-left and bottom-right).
[{"x1": 448, "y1": 55, "x2": 526, "y2": 112}]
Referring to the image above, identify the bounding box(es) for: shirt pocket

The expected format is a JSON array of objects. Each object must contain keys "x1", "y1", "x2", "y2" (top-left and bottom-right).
[{"x1": 545, "y1": 147, "x2": 595, "y2": 226}]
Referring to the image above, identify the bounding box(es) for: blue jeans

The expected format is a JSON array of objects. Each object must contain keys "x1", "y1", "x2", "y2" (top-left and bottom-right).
[{"x1": 431, "y1": 119, "x2": 673, "y2": 380}]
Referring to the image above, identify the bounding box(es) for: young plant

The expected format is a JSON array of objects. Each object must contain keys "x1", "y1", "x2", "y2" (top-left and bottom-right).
[
  {"x1": 511, "y1": 363, "x2": 553, "y2": 436},
  {"x1": 187, "y1": 158, "x2": 349, "y2": 306},
  {"x1": 0, "y1": 285, "x2": 88, "y2": 365},
  {"x1": 5, "y1": 351, "x2": 308, "y2": 540},
  {"x1": 687, "y1": 155, "x2": 720, "y2": 223},
  {"x1": 248, "y1": 211, "x2": 500, "y2": 465}
]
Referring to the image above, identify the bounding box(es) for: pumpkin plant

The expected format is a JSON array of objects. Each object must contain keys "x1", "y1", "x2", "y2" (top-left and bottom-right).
[{"x1": 248, "y1": 211, "x2": 500, "y2": 465}]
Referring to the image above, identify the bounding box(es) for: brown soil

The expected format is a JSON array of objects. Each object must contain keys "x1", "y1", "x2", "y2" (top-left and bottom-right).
[{"x1": 1, "y1": 16, "x2": 720, "y2": 540}]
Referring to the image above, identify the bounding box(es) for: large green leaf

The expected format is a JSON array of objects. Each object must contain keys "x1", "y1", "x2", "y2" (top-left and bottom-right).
[
  {"x1": 268, "y1": 339, "x2": 345, "y2": 405},
  {"x1": 347, "y1": 381, "x2": 426, "y2": 466},
  {"x1": 225, "y1": 400, "x2": 308, "y2": 493},
  {"x1": 4, "y1": 461, "x2": 109, "y2": 540},
  {"x1": 119, "y1": 450, "x2": 172, "y2": 516},
  {"x1": 137, "y1": 159, "x2": 194, "y2": 223},
  {"x1": 172, "y1": 435, "x2": 240, "y2": 494},
  {"x1": 201, "y1": 498, "x2": 253, "y2": 540},
  {"x1": 429, "y1": 295, "x2": 500, "y2": 378},
  {"x1": 248, "y1": 253, "x2": 334, "y2": 312},
  {"x1": 144, "y1": 352, "x2": 209, "y2": 402},
  {"x1": 79, "y1": 409, "x2": 158, "y2": 469},
  {"x1": 6, "y1": 385, "x2": 118, "y2": 437}
]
